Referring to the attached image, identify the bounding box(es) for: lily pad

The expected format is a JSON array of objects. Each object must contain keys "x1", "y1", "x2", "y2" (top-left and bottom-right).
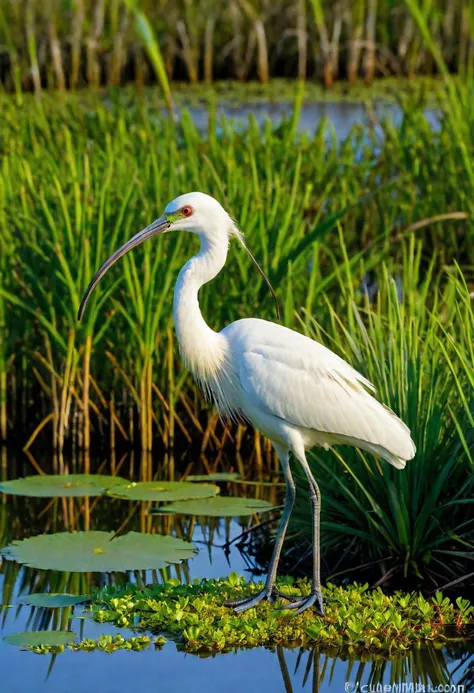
[
  {"x1": 19, "y1": 593, "x2": 90, "y2": 608},
  {"x1": 3, "y1": 631, "x2": 77, "y2": 647},
  {"x1": 0, "y1": 474, "x2": 129, "y2": 498},
  {"x1": 2, "y1": 531, "x2": 196, "y2": 572},
  {"x1": 152, "y1": 497, "x2": 275, "y2": 517},
  {"x1": 187, "y1": 473, "x2": 240, "y2": 482},
  {"x1": 232, "y1": 479, "x2": 286, "y2": 487},
  {"x1": 107, "y1": 481, "x2": 220, "y2": 502}
]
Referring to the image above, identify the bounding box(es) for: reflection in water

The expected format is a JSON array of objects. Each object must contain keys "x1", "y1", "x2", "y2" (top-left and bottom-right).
[
  {"x1": 0, "y1": 447, "x2": 472, "y2": 692},
  {"x1": 274, "y1": 645, "x2": 472, "y2": 693}
]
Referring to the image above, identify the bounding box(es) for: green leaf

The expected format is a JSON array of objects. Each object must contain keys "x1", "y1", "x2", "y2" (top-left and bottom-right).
[
  {"x1": 152, "y1": 497, "x2": 275, "y2": 517},
  {"x1": 3, "y1": 531, "x2": 196, "y2": 572},
  {"x1": 19, "y1": 593, "x2": 90, "y2": 608},
  {"x1": 107, "y1": 481, "x2": 220, "y2": 502},
  {"x1": 95, "y1": 610, "x2": 119, "y2": 622},
  {"x1": 0, "y1": 475, "x2": 129, "y2": 498},
  {"x1": 122, "y1": 0, "x2": 173, "y2": 109},
  {"x1": 187, "y1": 473, "x2": 240, "y2": 482},
  {"x1": 3, "y1": 631, "x2": 77, "y2": 647}
]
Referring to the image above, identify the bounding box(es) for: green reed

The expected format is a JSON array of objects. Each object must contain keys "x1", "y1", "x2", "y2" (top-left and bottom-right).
[
  {"x1": 289, "y1": 248, "x2": 474, "y2": 584},
  {"x1": 0, "y1": 1, "x2": 473, "y2": 94},
  {"x1": 0, "y1": 86, "x2": 473, "y2": 455}
]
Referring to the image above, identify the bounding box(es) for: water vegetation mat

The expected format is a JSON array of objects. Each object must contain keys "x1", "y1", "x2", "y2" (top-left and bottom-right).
[{"x1": 7, "y1": 577, "x2": 474, "y2": 658}]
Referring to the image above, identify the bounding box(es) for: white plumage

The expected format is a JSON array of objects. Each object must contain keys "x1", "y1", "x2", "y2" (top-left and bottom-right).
[
  {"x1": 221, "y1": 319, "x2": 415, "y2": 469},
  {"x1": 79, "y1": 190, "x2": 416, "y2": 616}
]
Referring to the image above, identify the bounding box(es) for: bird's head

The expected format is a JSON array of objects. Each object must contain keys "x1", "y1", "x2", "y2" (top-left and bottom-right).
[
  {"x1": 163, "y1": 191, "x2": 241, "y2": 241},
  {"x1": 78, "y1": 191, "x2": 279, "y2": 321}
]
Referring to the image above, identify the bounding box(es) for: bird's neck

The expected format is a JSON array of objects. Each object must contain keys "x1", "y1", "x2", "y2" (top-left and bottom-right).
[{"x1": 173, "y1": 234, "x2": 228, "y2": 380}]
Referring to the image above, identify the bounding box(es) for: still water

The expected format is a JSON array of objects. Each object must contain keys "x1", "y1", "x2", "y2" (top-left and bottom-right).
[
  {"x1": 186, "y1": 101, "x2": 440, "y2": 140},
  {"x1": 0, "y1": 451, "x2": 472, "y2": 693}
]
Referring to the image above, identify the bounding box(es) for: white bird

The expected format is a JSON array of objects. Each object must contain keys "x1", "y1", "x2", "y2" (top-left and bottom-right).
[{"x1": 79, "y1": 192, "x2": 416, "y2": 615}]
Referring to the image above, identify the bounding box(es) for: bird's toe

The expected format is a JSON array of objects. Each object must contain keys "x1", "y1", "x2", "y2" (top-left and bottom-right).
[
  {"x1": 225, "y1": 586, "x2": 283, "y2": 612},
  {"x1": 281, "y1": 591, "x2": 324, "y2": 615},
  {"x1": 272, "y1": 587, "x2": 301, "y2": 602},
  {"x1": 224, "y1": 587, "x2": 324, "y2": 615},
  {"x1": 231, "y1": 589, "x2": 271, "y2": 613}
]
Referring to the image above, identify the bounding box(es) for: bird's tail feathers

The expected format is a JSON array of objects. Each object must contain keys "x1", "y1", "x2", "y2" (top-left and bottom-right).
[
  {"x1": 358, "y1": 441, "x2": 409, "y2": 469},
  {"x1": 336, "y1": 435, "x2": 415, "y2": 470}
]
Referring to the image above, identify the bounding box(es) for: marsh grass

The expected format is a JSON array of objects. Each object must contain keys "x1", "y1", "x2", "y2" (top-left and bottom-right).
[
  {"x1": 289, "y1": 254, "x2": 474, "y2": 585},
  {"x1": 0, "y1": 1, "x2": 473, "y2": 93},
  {"x1": 283, "y1": 2, "x2": 474, "y2": 587},
  {"x1": 0, "y1": 86, "x2": 473, "y2": 457}
]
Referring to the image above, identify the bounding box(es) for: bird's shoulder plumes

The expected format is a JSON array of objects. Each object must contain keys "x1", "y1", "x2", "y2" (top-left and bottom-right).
[{"x1": 228, "y1": 216, "x2": 245, "y2": 245}]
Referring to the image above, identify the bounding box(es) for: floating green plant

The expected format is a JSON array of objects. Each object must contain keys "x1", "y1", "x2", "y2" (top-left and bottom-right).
[
  {"x1": 186, "y1": 473, "x2": 241, "y2": 482},
  {"x1": 19, "y1": 593, "x2": 90, "y2": 608},
  {"x1": 151, "y1": 497, "x2": 275, "y2": 517},
  {"x1": 3, "y1": 630, "x2": 77, "y2": 648},
  {"x1": 107, "y1": 480, "x2": 220, "y2": 502},
  {"x1": 0, "y1": 474, "x2": 129, "y2": 498},
  {"x1": 2, "y1": 531, "x2": 196, "y2": 572},
  {"x1": 27, "y1": 634, "x2": 167, "y2": 655},
  {"x1": 87, "y1": 576, "x2": 474, "y2": 656}
]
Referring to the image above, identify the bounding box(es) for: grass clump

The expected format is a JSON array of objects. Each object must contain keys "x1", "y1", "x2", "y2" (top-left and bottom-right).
[
  {"x1": 285, "y1": 257, "x2": 474, "y2": 586},
  {"x1": 87, "y1": 575, "x2": 474, "y2": 656}
]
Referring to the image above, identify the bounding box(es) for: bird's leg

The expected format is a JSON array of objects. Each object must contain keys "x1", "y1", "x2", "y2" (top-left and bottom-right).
[
  {"x1": 282, "y1": 449, "x2": 324, "y2": 616},
  {"x1": 225, "y1": 444, "x2": 297, "y2": 612}
]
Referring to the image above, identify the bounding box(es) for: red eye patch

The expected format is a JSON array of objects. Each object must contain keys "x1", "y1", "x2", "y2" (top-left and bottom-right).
[{"x1": 181, "y1": 206, "x2": 194, "y2": 218}]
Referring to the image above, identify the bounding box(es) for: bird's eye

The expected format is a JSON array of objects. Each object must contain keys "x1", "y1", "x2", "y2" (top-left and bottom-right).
[{"x1": 181, "y1": 206, "x2": 194, "y2": 218}]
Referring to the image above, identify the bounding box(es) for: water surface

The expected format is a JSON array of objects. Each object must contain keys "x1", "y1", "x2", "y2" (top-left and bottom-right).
[
  {"x1": 0, "y1": 451, "x2": 471, "y2": 693},
  {"x1": 186, "y1": 100, "x2": 440, "y2": 141}
]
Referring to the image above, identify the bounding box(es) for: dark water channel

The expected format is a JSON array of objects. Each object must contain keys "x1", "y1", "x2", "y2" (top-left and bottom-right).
[{"x1": 0, "y1": 450, "x2": 472, "y2": 693}]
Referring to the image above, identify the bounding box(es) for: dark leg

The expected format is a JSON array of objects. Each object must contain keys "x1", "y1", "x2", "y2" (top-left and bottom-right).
[
  {"x1": 225, "y1": 443, "x2": 297, "y2": 612},
  {"x1": 282, "y1": 448, "x2": 324, "y2": 615}
]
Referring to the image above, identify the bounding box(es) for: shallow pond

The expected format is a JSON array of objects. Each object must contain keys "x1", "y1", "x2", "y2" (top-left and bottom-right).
[
  {"x1": 0, "y1": 451, "x2": 472, "y2": 693},
  {"x1": 99, "y1": 85, "x2": 440, "y2": 141},
  {"x1": 186, "y1": 100, "x2": 440, "y2": 141}
]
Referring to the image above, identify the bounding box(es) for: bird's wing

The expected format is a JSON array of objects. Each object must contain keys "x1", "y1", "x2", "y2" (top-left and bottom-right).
[{"x1": 236, "y1": 328, "x2": 413, "y2": 460}]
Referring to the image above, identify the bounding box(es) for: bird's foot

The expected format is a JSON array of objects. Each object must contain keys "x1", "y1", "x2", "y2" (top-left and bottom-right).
[
  {"x1": 224, "y1": 586, "x2": 294, "y2": 613},
  {"x1": 281, "y1": 589, "x2": 324, "y2": 616},
  {"x1": 272, "y1": 587, "x2": 302, "y2": 602}
]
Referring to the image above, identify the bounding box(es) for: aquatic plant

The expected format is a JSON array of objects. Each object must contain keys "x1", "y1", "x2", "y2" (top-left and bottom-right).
[
  {"x1": 85, "y1": 576, "x2": 474, "y2": 655},
  {"x1": 106, "y1": 480, "x2": 220, "y2": 501},
  {"x1": 19, "y1": 593, "x2": 90, "y2": 607},
  {"x1": 2, "y1": 530, "x2": 197, "y2": 572},
  {"x1": 5, "y1": 632, "x2": 159, "y2": 654},
  {"x1": 6, "y1": 576, "x2": 473, "y2": 656},
  {"x1": 0, "y1": 474, "x2": 129, "y2": 497},
  {"x1": 151, "y1": 496, "x2": 275, "y2": 516},
  {"x1": 3, "y1": 630, "x2": 77, "y2": 648}
]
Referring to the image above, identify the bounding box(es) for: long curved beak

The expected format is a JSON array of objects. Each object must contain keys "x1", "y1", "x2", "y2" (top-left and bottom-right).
[{"x1": 78, "y1": 215, "x2": 170, "y2": 321}]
